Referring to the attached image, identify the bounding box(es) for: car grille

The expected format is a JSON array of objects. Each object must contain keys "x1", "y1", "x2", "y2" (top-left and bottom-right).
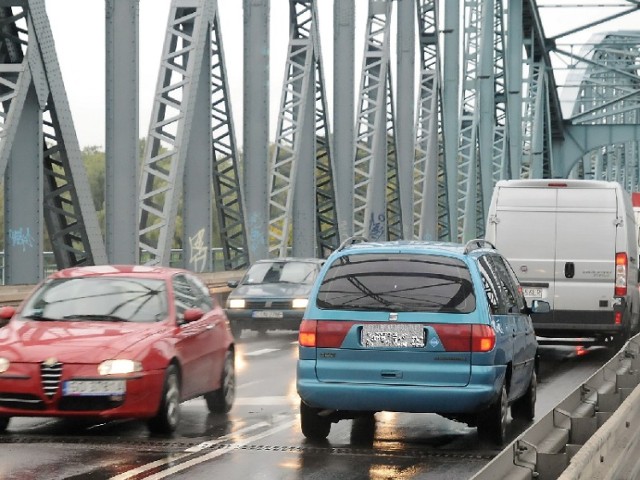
[
  {"x1": 0, "y1": 393, "x2": 45, "y2": 410},
  {"x1": 245, "y1": 300, "x2": 291, "y2": 309},
  {"x1": 41, "y1": 361, "x2": 63, "y2": 398}
]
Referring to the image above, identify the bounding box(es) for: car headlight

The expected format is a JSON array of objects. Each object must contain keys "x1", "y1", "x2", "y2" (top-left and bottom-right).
[
  {"x1": 292, "y1": 298, "x2": 308, "y2": 309},
  {"x1": 98, "y1": 359, "x2": 142, "y2": 375},
  {"x1": 228, "y1": 298, "x2": 246, "y2": 309},
  {"x1": 0, "y1": 357, "x2": 9, "y2": 373}
]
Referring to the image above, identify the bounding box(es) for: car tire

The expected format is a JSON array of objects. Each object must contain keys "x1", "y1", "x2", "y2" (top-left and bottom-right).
[
  {"x1": 300, "y1": 400, "x2": 331, "y2": 440},
  {"x1": 0, "y1": 416, "x2": 9, "y2": 432},
  {"x1": 613, "y1": 320, "x2": 631, "y2": 351},
  {"x1": 478, "y1": 382, "x2": 508, "y2": 445},
  {"x1": 511, "y1": 369, "x2": 536, "y2": 421},
  {"x1": 230, "y1": 322, "x2": 243, "y2": 339},
  {"x1": 205, "y1": 350, "x2": 235, "y2": 414},
  {"x1": 148, "y1": 364, "x2": 181, "y2": 434}
]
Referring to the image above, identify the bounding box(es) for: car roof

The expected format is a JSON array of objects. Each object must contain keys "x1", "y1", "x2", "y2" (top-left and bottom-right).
[
  {"x1": 251, "y1": 257, "x2": 325, "y2": 264},
  {"x1": 334, "y1": 239, "x2": 497, "y2": 259},
  {"x1": 47, "y1": 264, "x2": 190, "y2": 280}
]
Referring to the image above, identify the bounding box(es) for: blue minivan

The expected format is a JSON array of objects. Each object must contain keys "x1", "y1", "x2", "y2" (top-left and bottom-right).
[{"x1": 296, "y1": 238, "x2": 548, "y2": 444}]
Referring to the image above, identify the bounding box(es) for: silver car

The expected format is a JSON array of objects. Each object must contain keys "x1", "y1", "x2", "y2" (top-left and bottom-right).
[{"x1": 225, "y1": 258, "x2": 324, "y2": 337}]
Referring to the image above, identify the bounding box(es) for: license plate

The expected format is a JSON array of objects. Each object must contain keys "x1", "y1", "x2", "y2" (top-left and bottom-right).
[
  {"x1": 63, "y1": 380, "x2": 126, "y2": 396},
  {"x1": 252, "y1": 310, "x2": 283, "y2": 318},
  {"x1": 522, "y1": 287, "x2": 543, "y2": 298},
  {"x1": 361, "y1": 323, "x2": 425, "y2": 348}
]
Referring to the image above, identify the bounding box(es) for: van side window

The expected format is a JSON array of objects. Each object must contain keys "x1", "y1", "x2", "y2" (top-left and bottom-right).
[
  {"x1": 487, "y1": 255, "x2": 521, "y2": 313},
  {"x1": 498, "y1": 256, "x2": 527, "y2": 312},
  {"x1": 478, "y1": 256, "x2": 504, "y2": 314}
]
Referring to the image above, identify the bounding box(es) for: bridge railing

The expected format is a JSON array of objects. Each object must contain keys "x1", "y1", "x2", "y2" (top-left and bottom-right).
[
  {"x1": 471, "y1": 335, "x2": 640, "y2": 480},
  {"x1": 0, "y1": 248, "x2": 231, "y2": 285}
]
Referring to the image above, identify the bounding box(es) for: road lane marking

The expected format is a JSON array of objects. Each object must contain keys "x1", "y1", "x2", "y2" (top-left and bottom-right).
[
  {"x1": 109, "y1": 418, "x2": 298, "y2": 480},
  {"x1": 108, "y1": 421, "x2": 273, "y2": 479},
  {"x1": 185, "y1": 421, "x2": 270, "y2": 452},
  {"x1": 244, "y1": 348, "x2": 280, "y2": 356},
  {"x1": 145, "y1": 419, "x2": 297, "y2": 479},
  {"x1": 235, "y1": 396, "x2": 292, "y2": 405}
]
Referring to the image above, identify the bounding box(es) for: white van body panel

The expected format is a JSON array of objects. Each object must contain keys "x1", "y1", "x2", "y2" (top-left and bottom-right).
[{"x1": 485, "y1": 179, "x2": 639, "y2": 341}]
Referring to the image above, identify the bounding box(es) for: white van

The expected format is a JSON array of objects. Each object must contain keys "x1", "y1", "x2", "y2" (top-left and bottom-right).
[{"x1": 485, "y1": 179, "x2": 639, "y2": 347}]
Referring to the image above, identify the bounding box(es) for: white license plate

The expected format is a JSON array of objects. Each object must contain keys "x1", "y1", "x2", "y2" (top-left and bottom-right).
[
  {"x1": 252, "y1": 310, "x2": 283, "y2": 318},
  {"x1": 522, "y1": 287, "x2": 543, "y2": 298},
  {"x1": 63, "y1": 380, "x2": 126, "y2": 396},
  {"x1": 361, "y1": 323, "x2": 425, "y2": 348}
]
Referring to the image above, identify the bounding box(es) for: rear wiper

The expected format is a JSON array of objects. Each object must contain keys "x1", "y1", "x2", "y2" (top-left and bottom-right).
[{"x1": 63, "y1": 314, "x2": 128, "y2": 322}]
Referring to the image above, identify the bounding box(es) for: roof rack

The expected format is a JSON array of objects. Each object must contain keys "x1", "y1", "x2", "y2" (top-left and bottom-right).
[
  {"x1": 337, "y1": 235, "x2": 369, "y2": 251},
  {"x1": 464, "y1": 239, "x2": 496, "y2": 254}
]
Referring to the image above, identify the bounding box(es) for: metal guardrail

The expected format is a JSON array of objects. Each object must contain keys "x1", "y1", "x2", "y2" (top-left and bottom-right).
[
  {"x1": 471, "y1": 334, "x2": 640, "y2": 480},
  {"x1": 0, "y1": 249, "x2": 231, "y2": 285},
  {"x1": 0, "y1": 270, "x2": 245, "y2": 307}
]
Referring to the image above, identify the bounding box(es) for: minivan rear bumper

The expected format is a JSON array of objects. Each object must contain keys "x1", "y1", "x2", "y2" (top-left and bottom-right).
[{"x1": 297, "y1": 361, "x2": 505, "y2": 414}]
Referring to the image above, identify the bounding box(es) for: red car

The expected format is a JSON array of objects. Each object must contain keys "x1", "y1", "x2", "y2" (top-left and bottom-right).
[{"x1": 0, "y1": 264, "x2": 235, "y2": 434}]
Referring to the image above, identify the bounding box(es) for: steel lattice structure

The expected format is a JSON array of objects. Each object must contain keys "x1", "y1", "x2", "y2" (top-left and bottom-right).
[
  {"x1": 352, "y1": 0, "x2": 395, "y2": 241},
  {"x1": 139, "y1": 0, "x2": 248, "y2": 270},
  {"x1": 0, "y1": 1, "x2": 106, "y2": 284},
  {"x1": 3, "y1": 1, "x2": 640, "y2": 281},
  {"x1": 268, "y1": 0, "x2": 340, "y2": 258},
  {"x1": 560, "y1": 32, "x2": 640, "y2": 191}
]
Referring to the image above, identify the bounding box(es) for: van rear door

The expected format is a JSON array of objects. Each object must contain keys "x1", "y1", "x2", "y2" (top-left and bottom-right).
[
  {"x1": 489, "y1": 186, "x2": 556, "y2": 307},
  {"x1": 554, "y1": 187, "x2": 617, "y2": 313}
]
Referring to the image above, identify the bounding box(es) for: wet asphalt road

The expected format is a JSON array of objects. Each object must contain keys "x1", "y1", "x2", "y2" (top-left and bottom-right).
[{"x1": 0, "y1": 331, "x2": 614, "y2": 480}]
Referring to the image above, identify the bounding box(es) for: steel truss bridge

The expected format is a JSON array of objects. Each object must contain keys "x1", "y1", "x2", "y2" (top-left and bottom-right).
[{"x1": 0, "y1": 0, "x2": 639, "y2": 284}]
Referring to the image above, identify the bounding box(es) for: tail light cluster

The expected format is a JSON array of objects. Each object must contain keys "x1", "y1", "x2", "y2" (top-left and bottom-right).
[
  {"x1": 432, "y1": 324, "x2": 496, "y2": 352},
  {"x1": 615, "y1": 252, "x2": 628, "y2": 297},
  {"x1": 299, "y1": 320, "x2": 496, "y2": 352}
]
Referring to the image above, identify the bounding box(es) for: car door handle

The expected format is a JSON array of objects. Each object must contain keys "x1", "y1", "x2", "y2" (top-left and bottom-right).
[{"x1": 565, "y1": 262, "x2": 575, "y2": 279}]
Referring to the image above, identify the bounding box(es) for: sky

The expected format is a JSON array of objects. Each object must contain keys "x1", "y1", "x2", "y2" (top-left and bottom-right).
[{"x1": 44, "y1": 1, "x2": 640, "y2": 150}]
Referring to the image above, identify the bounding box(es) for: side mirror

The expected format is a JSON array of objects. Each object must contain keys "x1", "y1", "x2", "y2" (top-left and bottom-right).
[
  {"x1": 530, "y1": 300, "x2": 551, "y2": 314},
  {"x1": 0, "y1": 306, "x2": 16, "y2": 320},
  {"x1": 227, "y1": 280, "x2": 239, "y2": 289},
  {"x1": 183, "y1": 308, "x2": 204, "y2": 323}
]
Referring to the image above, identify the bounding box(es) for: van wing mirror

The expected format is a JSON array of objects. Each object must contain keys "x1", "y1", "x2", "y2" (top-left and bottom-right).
[{"x1": 530, "y1": 300, "x2": 551, "y2": 314}]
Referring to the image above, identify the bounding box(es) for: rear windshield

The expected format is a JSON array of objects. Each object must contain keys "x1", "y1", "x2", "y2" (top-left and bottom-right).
[{"x1": 316, "y1": 253, "x2": 476, "y2": 313}]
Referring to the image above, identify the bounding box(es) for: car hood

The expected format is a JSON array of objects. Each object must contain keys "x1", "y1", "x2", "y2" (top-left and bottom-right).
[
  {"x1": 230, "y1": 283, "x2": 312, "y2": 299},
  {"x1": 0, "y1": 319, "x2": 164, "y2": 363}
]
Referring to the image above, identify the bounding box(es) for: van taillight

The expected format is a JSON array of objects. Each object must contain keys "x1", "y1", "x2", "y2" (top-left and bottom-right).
[
  {"x1": 300, "y1": 320, "x2": 355, "y2": 348},
  {"x1": 472, "y1": 325, "x2": 496, "y2": 352},
  {"x1": 615, "y1": 252, "x2": 628, "y2": 297},
  {"x1": 299, "y1": 320, "x2": 317, "y2": 347},
  {"x1": 432, "y1": 324, "x2": 496, "y2": 352},
  {"x1": 615, "y1": 311, "x2": 622, "y2": 325}
]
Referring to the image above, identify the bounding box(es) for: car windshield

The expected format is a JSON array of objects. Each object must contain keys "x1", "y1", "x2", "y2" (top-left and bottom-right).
[
  {"x1": 316, "y1": 253, "x2": 476, "y2": 313},
  {"x1": 21, "y1": 277, "x2": 168, "y2": 323},
  {"x1": 243, "y1": 261, "x2": 318, "y2": 285}
]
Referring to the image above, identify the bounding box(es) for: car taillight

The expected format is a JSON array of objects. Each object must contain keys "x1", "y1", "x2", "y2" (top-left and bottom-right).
[
  {"x1": 615, "y1": 252, "x2": 628, "y2": 297},
  {"x1": 299, "y1": 320, "x2": 354, "y2": 348},
  {"x1": 431, "y1": 324, "x2": 496, "y2": 352},
  {"x1": 299, "y1": 320, "x2": 317, "y2": 347},
  {"x1": 472, "y1": 324, "x2": 496, "y2": 352}
]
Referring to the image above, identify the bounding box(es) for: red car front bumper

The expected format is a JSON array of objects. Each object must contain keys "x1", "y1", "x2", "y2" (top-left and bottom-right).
[{"x1": 0, "y1": 362, "x2": 165, "y2": 420}]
